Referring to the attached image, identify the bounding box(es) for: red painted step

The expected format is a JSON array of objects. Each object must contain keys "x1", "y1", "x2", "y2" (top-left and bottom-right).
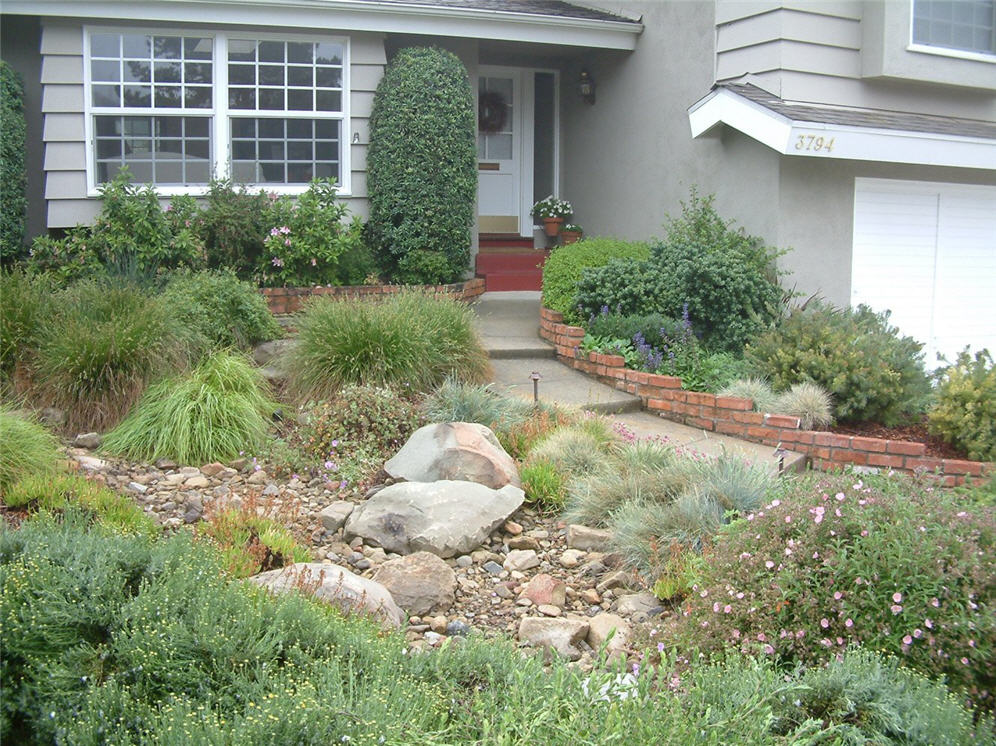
[
  {"x1": 479, "y1": 234, "x2": 535, "y2": 250},
  {"x1": 480, "y1": 270, "x2": 543, "y2": 291},
  {"x1": 475, "y1": 252, "x2": 547, "y2": 273}
]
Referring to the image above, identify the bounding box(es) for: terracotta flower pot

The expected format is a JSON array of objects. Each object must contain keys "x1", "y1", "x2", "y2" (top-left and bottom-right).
[
  {"x1": 543, "y1": 217, "x2": 564, "y2": 237},
  {"x1": 560, "y1": 230, "x2": 582, "y2": 245}
]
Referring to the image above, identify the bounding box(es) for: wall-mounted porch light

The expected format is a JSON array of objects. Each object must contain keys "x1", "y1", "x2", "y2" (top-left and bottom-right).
[{"x1": 578, "y1": 69, "x2": 595, "y2": 105}]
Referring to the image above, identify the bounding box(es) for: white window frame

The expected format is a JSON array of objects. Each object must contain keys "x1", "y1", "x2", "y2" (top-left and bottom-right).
[
  {"x1": 907, "y1": 0, "x2": 996, "y2": 62},
  {"x1": 83, "y1": 26, "x2": 351, "y2": 197}
]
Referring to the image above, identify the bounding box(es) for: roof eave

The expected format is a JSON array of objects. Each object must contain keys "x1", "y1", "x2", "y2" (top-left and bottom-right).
[
  {"x1": 688, "y1": 87, "x2": 996, "y2": 171},
  {"x1": 2, "y1": 0, "x2": 643, "y2": 50}
]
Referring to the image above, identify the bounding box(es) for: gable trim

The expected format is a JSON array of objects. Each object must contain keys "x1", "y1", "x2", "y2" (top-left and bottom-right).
[
  {"x1": 3, "y1": 0, "x2": 642, "y2": 50},
  {"x1": 688, "y1": 87, "x2": 996, "y2": 170}
]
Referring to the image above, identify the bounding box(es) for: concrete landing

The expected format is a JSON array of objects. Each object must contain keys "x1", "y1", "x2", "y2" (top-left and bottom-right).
[{"x1": 472, "y1": 291, "x2": 806, "y2": 474}]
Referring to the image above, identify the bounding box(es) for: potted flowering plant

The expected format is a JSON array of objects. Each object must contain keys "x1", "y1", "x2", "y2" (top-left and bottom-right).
[
  {"x1": 531, "y1": 195, "x2": 573, "y2": 236},
  {"x1": 560, "y1": 223, "x2": 583, "y2": 245}
]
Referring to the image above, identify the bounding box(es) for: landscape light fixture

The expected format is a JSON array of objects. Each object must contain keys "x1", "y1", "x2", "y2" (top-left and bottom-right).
[
  {"x1": 578, "y1": 69, "x2": 595, "y2": 105},
  {"x1": 530, "y1": 371, "x2": 542, "y2": 403}
]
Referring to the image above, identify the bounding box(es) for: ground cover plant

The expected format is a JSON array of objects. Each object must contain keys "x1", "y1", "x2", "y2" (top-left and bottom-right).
[
  {"x1": 0, "y1": 407, "x2": 60, "y2": 495},
  {"x1": 541, "y1": 237, "x2": 651, "y2": 324},
  {"x1": 746, "y1": 302, "x2": 931, "y2": 425},
  {"x1": 672, "y1": 471, "x2": 996, "y2": 713},
  {"x1": 102, "y1": 351, "x2": 276, "y2": 465},
  {"x1": 367, "y1": 47, "x2": 476, "y2": 284},
  {"x1": 287, "y1": 289, "x2": 489, "y2": 400},
  {"x1": 575, "y1": 192, "x2": 784, "y2": 354},
  {"x1": 2, "y1": 509, "x2": 990, "y2": 745}
]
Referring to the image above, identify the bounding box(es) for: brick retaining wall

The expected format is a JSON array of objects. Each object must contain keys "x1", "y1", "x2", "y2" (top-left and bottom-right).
[
  {"x1": 539, "y1": 307, "x2": 992, "y2": 487},
  {"x1": 261, "y1": 278, "x2": 486, "y2": 315}
]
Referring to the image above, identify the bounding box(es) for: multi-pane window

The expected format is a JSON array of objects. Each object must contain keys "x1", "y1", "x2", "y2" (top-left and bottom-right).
[
  {"x1": 86, "y1": 30, "x2": 347, "y2": 191},
  {"x1": 913, "y1": 0, "x2": 996, "y2": 55},
  {"x1": 227, "y1": 39, "x2": 344, "y2": 185}
]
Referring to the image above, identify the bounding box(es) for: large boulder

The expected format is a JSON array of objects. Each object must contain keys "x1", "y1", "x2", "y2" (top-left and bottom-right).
[
  {"x1": 249, "y1": 562, "x2": 403, "y2": 627},
  {"x1": 372, "y1": 551, "x2": 456, "y2": 615},
  {"x1": 384, "y1": 422, "x2": 520, "y2": 489},
  {"x1": 344, "y1": 480, "x2": 524, "y2": 558}
]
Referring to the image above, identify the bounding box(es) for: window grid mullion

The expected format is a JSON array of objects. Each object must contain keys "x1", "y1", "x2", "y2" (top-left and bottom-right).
[{"x1": 214, "y1": 33, "x2": 229, "y2": 181}]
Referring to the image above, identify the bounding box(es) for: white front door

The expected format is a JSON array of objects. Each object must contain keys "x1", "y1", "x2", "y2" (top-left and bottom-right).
[{"x1": 477, "y1": 67, "x2": 529, "y2": 235}]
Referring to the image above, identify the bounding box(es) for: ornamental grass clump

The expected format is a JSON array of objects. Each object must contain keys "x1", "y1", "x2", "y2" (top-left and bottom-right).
[
  {"x1": 672, "y1": 471, "x2": 996, "y2": 713},
  {"x1": 422, "y1": 378, "x2": 534, "y2": 430},
  {"x1": 0, "y1": 407, "x2": 60, "y2": 495},
  {"x1": 0, "y1": 269, "x2": 52, "y2": 384},
  {"x1": 717, "y1": 377, "x2": 779, "y2": 414},
  {"x1": 102, "y1": 350, "x2": 276, "y2": 465},
  {"x1": 288, "y1": 289, "x2": 489, "y2": 399},
  {"x1": 29, "y1": 278, "x2": 186, "y2": 432}
]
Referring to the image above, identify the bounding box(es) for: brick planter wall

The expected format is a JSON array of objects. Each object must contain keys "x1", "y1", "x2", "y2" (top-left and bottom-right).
[
  {"x1": 260, "y1": 278, "x2": 486, "y2": 315},
  {"x1": 539, "y1": 307, "x2": 992, "y2": 487}
]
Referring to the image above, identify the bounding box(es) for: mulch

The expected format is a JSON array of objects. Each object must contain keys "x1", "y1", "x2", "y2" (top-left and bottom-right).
[{"x1": 830, "y1": 418, "x2": 965, "y2": 460}]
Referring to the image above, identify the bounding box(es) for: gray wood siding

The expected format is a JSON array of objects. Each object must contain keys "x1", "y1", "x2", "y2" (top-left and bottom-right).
[
  {"x1": 716, "y1": 5, "x2": 862, "y2": 85},
  {"x1": 40, "y1": 22, "x2": 87, "y2": 228},
  {"x1": 38, "y1": 22, "x2": 386, "y2": 227}
]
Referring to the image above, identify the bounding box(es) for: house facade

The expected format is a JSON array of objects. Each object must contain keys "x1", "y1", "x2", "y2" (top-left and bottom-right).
[{"x1": 2, "y1": 0, "x2": 994, "y2": 362}]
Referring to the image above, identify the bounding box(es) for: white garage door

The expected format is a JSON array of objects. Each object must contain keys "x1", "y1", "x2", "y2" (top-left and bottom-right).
[{"x1": 852, "y1": 178, "x2": 996, "y2": 368}]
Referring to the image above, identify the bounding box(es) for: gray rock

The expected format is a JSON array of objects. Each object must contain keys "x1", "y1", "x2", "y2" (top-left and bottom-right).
[
  {"x1": 183, "y1": 506, "x2": 202, "y2": 524},
  {"x1": 372, "y1": 552, "x2": 456, "y2": 616},
  {"x1": 446, "y1": 620, "x2": 470, "y2": 636},
  {"x1": 184, "y1": 476, "x2": 211, "y2": 489},
  {"x1": 503, "y1": 549, "x2": 540, "y2": 572},
  {"x1": 252, "y1": 338, "x2": 297, "y2": 367},
  {"x1": 455, "y1": 555, "x2": 473, "y2": 569},
  {"x1": 249, "y1": 562, "x2": 403, "y2": 628},
  {"x1": 508, "y1": 535, "x2": 540, "y2": 551},
  {"x1": 76, "y1": 455, "x2": 107, "y2": 471},
  {"x1": 615, "y1": 592, "x2": 661, "y2": 621},
  {"x1": 559, "y1": 549, "x2": 585, "y2": 568},
  {"x1": 384, "y1": 422, "x2": 520, "y2": 489},
  {"x1": 518, "y1": 617, "x2": 590, "y2": 661},
  {"x1": 319, "y1": 501, "x2": 354, "y2": 532},
  {"x1": 246, "y1": 470, "x2": 269, "y2": 485},
  {"x1": 483, "y1": 561, "x2": 504, "y2": 575},
  {"x1": 344, "y1": 480, "x2": 524, "y2": 559},
  {"x1": 596, "y1": 571, "x2": 632, "y2": 594},
  {"x1": 200, "y1": 462, "x2": 226, "y2": 477},
  {"x1": 262, "y1": 483, "x2": 280, "y2": 496},
  {"x1": 567, "y1": 524, "x2": 613, "y2": 551},
  {"x1": 127, "y1": 481, "x2": 148, "y2": 494},
  {"x1": 73, "y1": 432, "x2": 102, "y2": 449},
  {"x1": 587, "y1": 613, "x2": 631, "y2": 661}
]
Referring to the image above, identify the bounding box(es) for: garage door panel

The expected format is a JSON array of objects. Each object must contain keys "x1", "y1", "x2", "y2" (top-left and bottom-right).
[{"x1": 852, "y1": 179, "x2": 996, "y2": 368}]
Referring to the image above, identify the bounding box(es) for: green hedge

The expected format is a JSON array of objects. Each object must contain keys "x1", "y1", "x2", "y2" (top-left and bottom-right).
[
  {"x1": 366, "y1": 47, "x2": 476, "y2": 284},
  {"x1": 541, "y1": 237, "x2": 650, "y2": 324},
  {"x1": 0, "y1": 61, "x2": 27, "y2": 262}
]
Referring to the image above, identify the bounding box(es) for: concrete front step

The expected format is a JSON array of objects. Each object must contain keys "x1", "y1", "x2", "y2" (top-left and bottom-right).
[{"x1": 489, "y1": 358, "x2": 643, "y2": 414}]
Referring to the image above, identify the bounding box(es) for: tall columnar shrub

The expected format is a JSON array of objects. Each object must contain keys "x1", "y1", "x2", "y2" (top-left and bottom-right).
[
  {"x1": 0, "y1": 61, "x2": 27, "y2": 262},
  {"x1": 574, "y1": 192, "x2": 784, "y2": 353},
  {"x1": 366, "y1": 47, "x2": 476, "y2": 284}
]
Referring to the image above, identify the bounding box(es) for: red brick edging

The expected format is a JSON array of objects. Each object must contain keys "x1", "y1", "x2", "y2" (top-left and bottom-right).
[
  {"x1": 260, "y1": 278, "x2": 486, "y2": 315},
  {"x1": 539, "y1": 306, "x2": 992, "y2": 487}
]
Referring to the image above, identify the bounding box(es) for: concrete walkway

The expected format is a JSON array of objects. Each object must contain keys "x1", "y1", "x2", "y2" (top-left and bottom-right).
[{"x1": 472, "y1": 291, "x2": 805, "y2": 472}]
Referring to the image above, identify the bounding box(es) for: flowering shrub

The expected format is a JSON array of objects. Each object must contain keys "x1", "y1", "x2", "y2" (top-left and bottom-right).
[
  {"x1": 672, "y1": 472, "x2": 996, "y2": 712},
  {"x1": 257, "y1": 179, "x2": 368, "y2": 287},
  {"x1": 531, "y1": 195, "x2": 573, "y2": 219},
  {"x1": 928, "y1": 348, "x2": 996, "y2": 461}
]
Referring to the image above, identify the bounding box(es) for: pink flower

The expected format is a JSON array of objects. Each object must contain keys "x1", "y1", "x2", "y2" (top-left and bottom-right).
[
  {"x1": 844, "y1": 618, "x2": 853, "y2": 628},
  {"x1": 890, "y1": 604, "x2": 903, "y2": 614},
  {"x1": 784, "y1": 515, "x2": 792, "y2": 523},
  {"x1": 931, "y1": 598, "x2": 940, "y2": 608},
  {"x1": 961, "y1": 658, "x2": 969, "y2": 666},
  {"x1": 765, "y1": 561, "x2": 775, "y2": 569},
  {"x1": 311, "y1": 257, "x2": 317, "y2": 266},
  {"x1": 284, "y1": 238, "x2": 291, "y2": 246},
  {"x1": 757, "y1": 633, "x2": 767, "y2": 642},
  {"x1": 835, "y1": 492, "x2": 845, "y2": 501},
  {"x1": 820, "y1": 618, "x2": 830, "y2": 628},
  {"x1": 763, "y1": 644, "x2": 775, "y2": 654},
  {"x1": 892, "y1": 592, "x2": 903, "y2": 603},
  {"x1": 723, "y1": 605, "x2": 732, "y2": 614},
  {"x1": 713, "y1": 602, "x2": 721, "y2": 613},
  {"x1": 913, "y1": 628, "x2": 923, "y2": 638},
  {"x1": 925, "y1": 618, "x2": 933, "y2": 629},
  {"x1": 834, "y1": 591, "x2": 843, "y2": 600},
  {"x1": 903, "y1": 635, "x2": 913, "y2": 644},
  {"x1": 820, "y1": 638, "x2": 833, "y2": 648},
  {"x1": 657, "y1": 642, "x2": 665, "y2": 652},
  {"x1": 771, "y1": 499, "x2": 781, "y2": 507}
]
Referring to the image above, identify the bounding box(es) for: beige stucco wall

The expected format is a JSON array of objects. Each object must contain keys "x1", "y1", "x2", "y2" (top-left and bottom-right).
[{"x1": 559, "y1": 1, "x2": 781, "y2": 248}]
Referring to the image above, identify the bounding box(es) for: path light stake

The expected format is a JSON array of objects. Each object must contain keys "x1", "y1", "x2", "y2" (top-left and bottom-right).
[
  {"x1": 530, "y1": 371, "x2": 542, "y2": 403},
  {"x1": 773, "y1": 442, "x2": 787, "y2": 475}
]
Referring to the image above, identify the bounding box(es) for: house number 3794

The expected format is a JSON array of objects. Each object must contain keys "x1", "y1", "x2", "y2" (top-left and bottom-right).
[{"x1": 794, "y1": 134, "x2": 835, "y2": 153}]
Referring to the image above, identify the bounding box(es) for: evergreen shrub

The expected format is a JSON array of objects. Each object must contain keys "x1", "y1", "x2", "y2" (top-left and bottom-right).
[
  {"x1": 928, "y1": 348, "x2": 996, "y2": 461},
  {"x1": 366, "y1": 47, "x2": 477, "y2": 283},
  {"x1": 0, "y1": 62, "x2": 27, "y2": 262}
]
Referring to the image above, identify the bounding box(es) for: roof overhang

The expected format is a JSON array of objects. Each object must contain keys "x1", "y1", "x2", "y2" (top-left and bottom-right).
[
  {"x1": 1, "y1": 0, "x2": 642, "y2": 50},
  {"x1": 688, "y1": 87, "x2": 996, "y2": 171}
]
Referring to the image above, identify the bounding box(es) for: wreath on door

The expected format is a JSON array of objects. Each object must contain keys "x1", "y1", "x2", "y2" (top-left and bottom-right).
[{"x1": 478, "y1": 90, "x2": 508, "y2": 133}]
